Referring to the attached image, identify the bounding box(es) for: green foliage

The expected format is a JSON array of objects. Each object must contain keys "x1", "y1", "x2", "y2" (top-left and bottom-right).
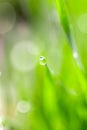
[{"x1": 1, "y1": 0, "x2": 87, "y2": 130}]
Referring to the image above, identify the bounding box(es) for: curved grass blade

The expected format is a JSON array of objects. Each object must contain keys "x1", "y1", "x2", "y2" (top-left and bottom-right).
[
  {"x1": 40, "y1": 56, "x2": 62, "y2": 130},
  {"x1": 55, "y1": 0, "x2": 72, "y2": 46},
  {"x1": 55, "y1": 0, "x2": 85, "y2": 73}
]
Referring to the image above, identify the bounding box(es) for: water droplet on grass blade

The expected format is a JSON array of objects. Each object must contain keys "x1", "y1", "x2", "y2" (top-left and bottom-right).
[
  {"x1": 40, "y1": 56, "x2": 47, "y2": 66},
  {"x1": 73, "y1": 50, "x2": 84, "y2": 71},
  {"x1": 73, "y1": 51, "x2": 78, "y2": 59}
]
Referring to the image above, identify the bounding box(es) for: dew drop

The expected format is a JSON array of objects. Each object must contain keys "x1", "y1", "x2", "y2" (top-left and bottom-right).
[
  {"x1": 40, "y1": 56, "x2": 47, "y2": 66},
  {"x1": 73, "y1": 51, "x2": 78, "y2": 59}
]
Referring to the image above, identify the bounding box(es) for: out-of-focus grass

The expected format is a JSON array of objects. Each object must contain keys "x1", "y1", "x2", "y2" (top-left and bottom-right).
[{"x1": 1, "y1": 0, "x2": 87, "y2": 130}]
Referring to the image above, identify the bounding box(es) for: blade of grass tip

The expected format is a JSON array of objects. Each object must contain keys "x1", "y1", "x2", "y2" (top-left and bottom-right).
[
  {"x1": 55, "y1": 0, "x2": 85, "y2": 73},
  {"x1": 55, "y1": 0, "x2": 87, "y2": 101},
  {"x1": 40, "y1": 56, "x2": 54, "y2": 84},
  {"x1": 40, "y1": 56, "x2": 61, "y2": 129},
  {"x1": 55, "y1": 0, "x2": 71, "y2": 45}
]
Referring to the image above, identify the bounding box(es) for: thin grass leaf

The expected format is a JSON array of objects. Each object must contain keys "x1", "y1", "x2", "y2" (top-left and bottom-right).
[
  {"x1": 55, "y1": 0, "x2": 85, "y2": 73},
  {"x1": 55, "y1": 0, "x2": 72, "y2": 45}
]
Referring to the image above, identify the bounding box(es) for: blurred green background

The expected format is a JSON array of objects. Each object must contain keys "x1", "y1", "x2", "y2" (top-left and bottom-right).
[{"x1": 0, "y1": 0, "x2": 87, "y2": 130}]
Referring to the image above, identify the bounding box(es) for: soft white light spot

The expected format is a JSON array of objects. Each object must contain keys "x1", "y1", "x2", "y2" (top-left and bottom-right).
[
  {"x1": 52, "y1": 10, "x2": 59, "y2": 23},
  {"x1": 77, "y1": 13, "x2": 87, "y2": 33},
  {"x1": 0, "y1": 2, "x2": 16, "y2": 34},
  {"x1": 17, "y1": 101, "x2": 31, "y2": 113},
  {"x1": 0, "y1": 117, "x2": 3, "y2": 125},
  {"x1": 69, "y1": 89, "x2": 77, "y2": 96},
  {"x1": 0, "y1": 117, "x2": 6, "y2": 126},
  {"x1": 0, "y1": 117, "x2": 6, "y2": 130},
  {"x1": 0, "y1": 127, "x2": 8, "y2": 130},
  {"x1": 73, "y1": 51, "x2": 78, "y2": 59},
  {"x1": 0, "y1": 127, "x2": 3, "y2": 130},
  {"x1": 0, "y1": 72, "x2": 2, "y2": 76},
  {"x1": 11, "y1": 41, "x2": 39, "y2": 72}
]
